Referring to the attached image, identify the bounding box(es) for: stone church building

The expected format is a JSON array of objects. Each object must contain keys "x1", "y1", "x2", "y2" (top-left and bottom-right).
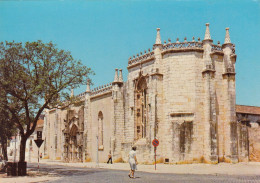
[{"x1": 43, "y1": 23, "x2": 260, "y2": 164}]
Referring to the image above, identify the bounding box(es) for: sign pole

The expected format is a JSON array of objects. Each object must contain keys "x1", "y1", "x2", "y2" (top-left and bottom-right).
[
  {"x1": 96, "y1": 135, "x2": 99, "y2": 167},
  {"x1": 152, "y1": 139, "x2": 159, "y2": 171},
  {"x1": 38, "y1": 148, "x2": 39, "y2": 172},
  {"x1": 155, "y1": 147, "x2": 156, "y2": 170},
  {"x1": 34, "y1": 131, "x2": 44, "y2": 173}
]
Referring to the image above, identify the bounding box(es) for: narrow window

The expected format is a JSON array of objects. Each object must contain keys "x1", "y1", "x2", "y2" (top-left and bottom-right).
[{"x1": 98, "y1": 111, "x2": 104, "y2": 149}]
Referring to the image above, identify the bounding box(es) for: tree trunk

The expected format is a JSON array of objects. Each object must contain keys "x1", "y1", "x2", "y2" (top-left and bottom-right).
[
  {"x1": 19, "y1": 136, "x2": 27, "y2": 162},
  {"x1": 18, "y1": 136, "x2": 27, "y2": 176},
  {"x1": 1, "y1": 138, "x2": 8, "y2": 161}
]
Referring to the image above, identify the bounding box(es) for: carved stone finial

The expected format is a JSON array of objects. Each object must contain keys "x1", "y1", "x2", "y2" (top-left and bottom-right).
[
  {"x1": 168, "y1": 38, "x2": 171, "y2": 43},
  {"x1": 86, "y1": 79, "x2": 90, "y2": 93},
  {"x1": 176, "y1": 38, "x2": 179, "y2": 43},
  {"x1": 204, "y1": 23, "x2": 211, "y2": 40},
  {"x1": 119, "y1": 69, "x2": 123, "y2": 82},
  {"x1": 133, "y1": 55, "x2": 135, "y2": 58},
  {"x1": 144, "y1": 50, "x2": 147, "y2": 53},
  {"x1": 218, "y1": 41, "x2": 220, "y2": 45},
  {"x1": 224, "y1": 27, "x2": 231, "y2": 44},
  {"x1": 164, "y1": 40, "x2": 166, "y2": 45},
  {"x1": 184, "y1": 37, "x2": 187, "y2": 42},
  {"x1": 148, "y1": 48, "x2": 151, "y2": 52},
  {"x1": 155, "y1": 28, "x2": 162, "y2": 45},
  {"x1": 140, "y1": 52, "x2": 142, "y2": 55},
  {"x1": 114, "y1": 68, "x2": 119, "y2": 82},
  {"x1": 192, "y1": 36, "x2": 195, "y2": 42},
  {"x1": 198, "y1": 37, "x2": 201, "y2": 42},
  {"x1": 129, "y1": 57, "x2": 131, "y2": 60}
]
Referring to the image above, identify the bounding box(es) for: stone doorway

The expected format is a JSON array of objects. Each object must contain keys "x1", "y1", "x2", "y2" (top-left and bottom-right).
[
  {"x1": 134, "y1": 76, "x2": 149, "y2": 140},
  {"x1": 64, "y1": 124, "x2": 83, "y2": 162}
]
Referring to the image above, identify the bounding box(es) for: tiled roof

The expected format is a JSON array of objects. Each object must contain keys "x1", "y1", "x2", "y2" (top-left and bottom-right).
[
  {"x1": 36, "y1": 119, "x2": 44, "y2": 128},
  {"x1": 236, "y1": 105, "x2": 260, "y2": 115}
]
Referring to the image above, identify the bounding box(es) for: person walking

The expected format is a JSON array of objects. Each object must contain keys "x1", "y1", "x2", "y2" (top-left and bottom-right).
[
  {"x1": 128, "y1": 146, "x2": 137, "y2": 178},
  {"x1": 107, "y1": 151, "x2": 113, "y2": 164}
]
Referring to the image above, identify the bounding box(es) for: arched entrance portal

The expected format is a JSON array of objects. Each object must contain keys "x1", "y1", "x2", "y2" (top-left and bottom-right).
[
  {"x1": 135, "y1": 76, "x2": 149, "y2": 140},
  {"x1": 69, "y1": 124, "x2": 78, "y2": 161},
  {"x1": 64, "y1": 124, "x2": 83, "y2": 162}
]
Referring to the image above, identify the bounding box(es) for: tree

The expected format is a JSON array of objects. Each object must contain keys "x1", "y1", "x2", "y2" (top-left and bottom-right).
[
  {"x1": 0, "y1": 41, "x2": 93, "y2": 164},
  {"x1": 0, "y1": 92, "x2": 17, "y2": 161},
  {"x1": 0, "y1": 88, "x2": 20, "y2": 161}
]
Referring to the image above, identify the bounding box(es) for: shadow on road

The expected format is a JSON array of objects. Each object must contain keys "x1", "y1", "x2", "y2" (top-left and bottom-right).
[{"x1": 28, "y1": 164, "x2": 108, "y2": 178}]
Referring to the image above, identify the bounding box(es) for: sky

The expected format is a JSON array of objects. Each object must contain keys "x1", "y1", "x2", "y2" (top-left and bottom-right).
[{"x1": 0, "y1": 0, "x2": 259, "y2": 106}]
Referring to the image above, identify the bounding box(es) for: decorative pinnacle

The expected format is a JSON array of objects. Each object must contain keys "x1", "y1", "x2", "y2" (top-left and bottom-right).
[
  {"x1": 224, "y1": 27, "x2": 231, "y2": 44},
  {"x1": 114, "y1": 68, "x2": 119, "y2": 82},
  {"x1": 176, "y1": 38, "x2": 179, "y2": 43},
  {"x1": 86, "y1": 79, "x2": 90, "y2": 92},
  {"x1": 70, "y1": 88, "x2": 74, "y2": 97},
  {"x1": 204, "y1": 23, "x2": 211, "y2": 40},
  {"x1": 155, "y1": 28, "x2": 162, "y2": 45},
  {"x1": 119, "y1": 69, "x2": 123, "y2": 82}
]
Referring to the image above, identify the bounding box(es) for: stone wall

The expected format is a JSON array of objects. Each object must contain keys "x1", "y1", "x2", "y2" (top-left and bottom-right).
[
  {"x1": 88, "y1": 92, "x2": 114, "y2": 163},
  {"x1": 249, "y1": 124, "x2": 260, "y2": 162}
]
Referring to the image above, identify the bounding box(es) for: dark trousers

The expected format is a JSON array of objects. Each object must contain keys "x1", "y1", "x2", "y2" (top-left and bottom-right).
[{"x1": 107, "y1": 157, "x2": 113, "y2": 164}]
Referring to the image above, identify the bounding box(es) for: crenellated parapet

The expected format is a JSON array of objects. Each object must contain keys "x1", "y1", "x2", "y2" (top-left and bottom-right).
[
  {"x1": 75, "y1": 92, "x2": 87, "y2": 101},
  {"x1": 74, "y1": 82, "x2": 113, "y2": 101},
  {"x1": 161, "y1": 37, "x2": 203, "y2": 55},
  {"x1": 90, "y1": 82, "x2": 113, "y2": 97},
  {"x1": 127, "y1": 24, "x2": 236, "y2": 71},
  {"x1": 128, "y1": 49, "x2": 155, "y2": 68}
]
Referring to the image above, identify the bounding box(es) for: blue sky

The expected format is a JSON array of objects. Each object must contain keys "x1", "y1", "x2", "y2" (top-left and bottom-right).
[{"x1": 0, "y1": 0, "x2": 259, "y2": 106}]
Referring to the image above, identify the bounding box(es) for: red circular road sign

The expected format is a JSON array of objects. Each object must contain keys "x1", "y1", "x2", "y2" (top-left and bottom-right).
[{"x1": 152, "y1": 139, "x2": 159, "y2": 147}]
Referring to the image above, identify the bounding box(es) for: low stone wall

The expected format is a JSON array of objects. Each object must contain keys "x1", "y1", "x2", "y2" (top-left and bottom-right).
[{"x1": 248, "y1": 123, "x2": 260, "y2": 162}]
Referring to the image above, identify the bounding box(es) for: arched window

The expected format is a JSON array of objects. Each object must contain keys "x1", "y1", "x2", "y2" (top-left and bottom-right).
[
  {"x1": 98, "y1": 111, "x2": 104, "y2": 149},
  {"x1": 135, "y1": 76, "x2": 148, "y2": 140}
]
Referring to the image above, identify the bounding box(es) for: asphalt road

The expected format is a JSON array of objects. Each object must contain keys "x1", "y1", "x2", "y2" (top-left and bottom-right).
[{"x1": 28, "y1": 163, "x2": 260, "y2": 183}]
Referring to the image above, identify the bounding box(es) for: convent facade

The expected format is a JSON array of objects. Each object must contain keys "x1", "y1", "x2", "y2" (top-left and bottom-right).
[{"x1": 43, "y1": 23, "x2": 260, "y2": 164}]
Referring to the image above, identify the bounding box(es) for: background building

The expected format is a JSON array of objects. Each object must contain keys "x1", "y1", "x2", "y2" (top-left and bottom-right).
[{"x1": 7, "y1": 115, "x2": 45, "y2": 162}]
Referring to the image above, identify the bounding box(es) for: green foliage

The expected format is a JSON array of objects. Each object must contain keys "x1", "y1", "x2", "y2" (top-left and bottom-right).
[
  {"x1": 0, "y1": 40, "x2": 93, "y2": 161},
  {"x1": 0, "y1": 90, "x2": 17, "y2": 160}
]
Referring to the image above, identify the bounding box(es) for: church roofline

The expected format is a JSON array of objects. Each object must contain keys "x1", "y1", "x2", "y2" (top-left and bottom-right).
[{"x1": 127, "y1": 25, "x2": 236, "y2": 68}]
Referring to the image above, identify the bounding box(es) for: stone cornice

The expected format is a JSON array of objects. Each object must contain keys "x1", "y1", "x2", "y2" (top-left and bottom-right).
[
  {"x1": 150, "y1": 72, "x2": 163, "y2": 77},
  {"x1": 90, "y1": 91, "x2": 112, "y2": 100},
  {"x1": 210, "y1": 52, "x2": 224, "y2": 57},
  {"x1": 127, "y1": 57, "x2": 155, "y2": 70},
  {"x1": 222, "y1": 72, "x2": 236, "y2": 77},
  {"x1": 202, "y1": 68, "x2": 216, "y2": 74},
  {"x1": 162, "y1": 48, "x2": 204, "y2": 56}
]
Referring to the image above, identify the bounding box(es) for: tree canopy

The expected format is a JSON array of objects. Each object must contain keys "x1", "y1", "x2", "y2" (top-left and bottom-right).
[
  {"x1": 0, "y1": 89, "x2": 17, "y2": 160},
  {"x1": 0, "y1": 40, "x2": 93, "y2": 162}
]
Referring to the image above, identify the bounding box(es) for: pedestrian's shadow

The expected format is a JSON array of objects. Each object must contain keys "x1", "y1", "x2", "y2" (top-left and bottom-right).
[{"x1": 131, "y1": 176, "x2": 141, "y2": 179}]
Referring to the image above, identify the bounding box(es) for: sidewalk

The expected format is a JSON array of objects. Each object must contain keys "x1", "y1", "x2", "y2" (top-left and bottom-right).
[{"x1": 38, "y1": 158, "x2": 260, "y2": 175}]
